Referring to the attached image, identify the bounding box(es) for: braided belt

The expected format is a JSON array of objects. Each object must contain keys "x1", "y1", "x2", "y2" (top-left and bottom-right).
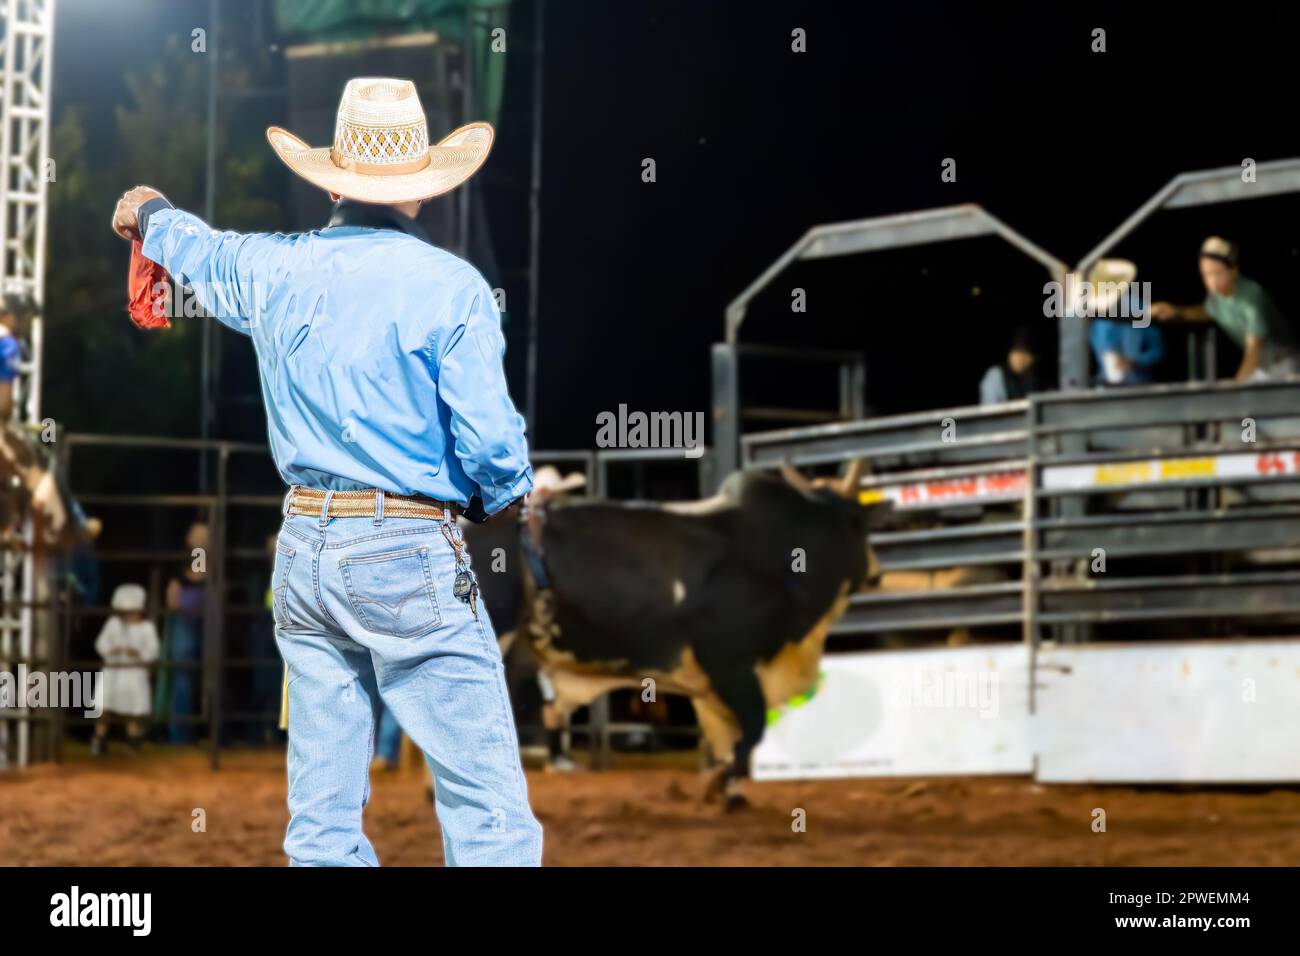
[{"x1": 285, "y1": 486, "x2": 451, "y2": 520}]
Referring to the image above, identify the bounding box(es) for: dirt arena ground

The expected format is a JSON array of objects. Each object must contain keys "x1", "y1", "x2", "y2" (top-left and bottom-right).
[{"x1": 3, "y1": 745, "x2": 1298, "y2": 865}]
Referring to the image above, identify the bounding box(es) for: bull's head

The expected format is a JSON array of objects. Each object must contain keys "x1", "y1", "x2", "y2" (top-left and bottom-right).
[{"x1": 778, "y1": 457, "x2": 879, "y2": 588}]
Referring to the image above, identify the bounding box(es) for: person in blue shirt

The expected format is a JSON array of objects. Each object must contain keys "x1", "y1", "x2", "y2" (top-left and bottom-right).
[
  {"x1": 112, "y1": 78, "x2": 541, "y2": 867},
  {"x1": 0, "y1": 294, "x2": 30, "y2": 421},
  {"x1": 1088, "y1": 318, "x2": 1166, "y2": 386}
]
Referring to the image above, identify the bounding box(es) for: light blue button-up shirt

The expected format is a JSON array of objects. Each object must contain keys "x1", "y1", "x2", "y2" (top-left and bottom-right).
[{"x1": 140, "y1": 203, "x2": 533, "y2": 514}]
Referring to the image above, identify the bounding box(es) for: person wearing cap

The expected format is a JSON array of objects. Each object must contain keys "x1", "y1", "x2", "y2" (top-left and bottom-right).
[
  {"x1": 92, "y1": 583, "x2": 160, "y2": 756},
  {"x1": 1151, "y1": 237, "x2": 1300, "y2": 381},
  {"x1": 979, "y1": 325, "x2": 1040, "y2": 405},
  {"x1": 110, "y1": 78, "x2": 541, "y2": 866}
]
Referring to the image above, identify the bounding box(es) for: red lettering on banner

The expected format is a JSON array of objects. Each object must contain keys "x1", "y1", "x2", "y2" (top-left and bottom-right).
[{"x1": 1257, "y1": 453, "x2": 1286, "y2": 475}]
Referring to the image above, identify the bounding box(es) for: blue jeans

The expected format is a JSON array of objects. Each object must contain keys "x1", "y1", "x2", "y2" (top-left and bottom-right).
[
  {"x1": 273, "y1": 502, "x2": 542, "y2": 867},
  {"x1": 167, "y1": 615, "x2": 203, "y2": 744}
]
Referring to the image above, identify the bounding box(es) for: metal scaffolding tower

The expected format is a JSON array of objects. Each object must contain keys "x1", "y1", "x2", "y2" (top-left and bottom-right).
[{"x1": 0, "y1": 0, "x2": 54, "y2": 771}]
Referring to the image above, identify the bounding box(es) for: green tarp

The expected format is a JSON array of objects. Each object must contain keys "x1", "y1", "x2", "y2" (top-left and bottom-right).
[{"x1": 274, "y1": 0, "x2": 511, "y2": 124}]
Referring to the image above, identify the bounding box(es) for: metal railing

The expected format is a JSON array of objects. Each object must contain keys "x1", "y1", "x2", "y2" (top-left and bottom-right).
[
  {"x1": 710, "y1": 343, "x2": 866, "y2": 485},
  {"x1": 42, "y1": 437, "x2": 709, "y2": 772},
  {"x1": 43, "y1": 378, "x2": 1300, "y2": 771},
  {"x1": 56, "y1": 433, "x2": 283, "y2": 770}
]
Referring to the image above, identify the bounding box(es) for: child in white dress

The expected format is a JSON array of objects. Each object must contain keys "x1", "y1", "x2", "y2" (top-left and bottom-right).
[{"x1": 92, "y1": 583, "x2": 159, "y2": 754}]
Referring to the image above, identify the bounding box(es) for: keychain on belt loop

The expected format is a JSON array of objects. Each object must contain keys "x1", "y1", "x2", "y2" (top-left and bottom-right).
[{"x1": 441, "y1": 511, "x2": 479, "y2": 619}]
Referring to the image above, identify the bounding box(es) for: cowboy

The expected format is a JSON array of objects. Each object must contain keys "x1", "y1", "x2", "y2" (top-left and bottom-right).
[
  {"x1": 520, "y1": 466, "x2": 586, "y2": 771},
  {"x1": 1151, "y1": 237, "x2": 1300, "y2": 382},
  {"x1": 1083, "y1": 259, "x2": 1165, "y2": 386},
  {"x1": 111, "y1": 78, "x2": 542, "y2": 866}
]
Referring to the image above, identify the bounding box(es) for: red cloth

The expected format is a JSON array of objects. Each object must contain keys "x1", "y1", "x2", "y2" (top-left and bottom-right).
[{"x1": 127, "y1": 239, "x2": 171, "y2": 329}]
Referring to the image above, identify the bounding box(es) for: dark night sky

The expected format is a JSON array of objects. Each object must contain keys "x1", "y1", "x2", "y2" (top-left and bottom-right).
[
  {"x1": 530, "y1": 1, "x2": 1300, "y2": 446},
  {"x1": 52, "y1": 0, "x2": 1300, "y2": 451}
]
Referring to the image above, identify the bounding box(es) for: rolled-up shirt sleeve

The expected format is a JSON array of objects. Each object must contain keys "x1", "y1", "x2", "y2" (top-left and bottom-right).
[
  {"x1": 140, "y1": 207, "x2": 279, "y2": 336},
  {"x1": 435, "y1": 273, "x2": 533, "y2": 513}
]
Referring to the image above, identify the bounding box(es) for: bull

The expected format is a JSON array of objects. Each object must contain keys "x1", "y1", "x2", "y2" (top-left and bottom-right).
[{"x1": 466, "y1": 460, "x2": 876, "y2": 808}]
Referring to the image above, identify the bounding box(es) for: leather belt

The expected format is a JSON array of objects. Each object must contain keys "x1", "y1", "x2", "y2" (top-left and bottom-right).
[{"x1": 285, "y1": 486, "x2": 452, "y2": 520}]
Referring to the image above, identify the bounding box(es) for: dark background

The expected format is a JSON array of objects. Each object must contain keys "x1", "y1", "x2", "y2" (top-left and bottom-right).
[
  {"x1": 527, "y1": 0, "x2": 1300, "y2": 440},
  {"x1": 51, "y1": 0, "x2": 1300, "y2": 448}
]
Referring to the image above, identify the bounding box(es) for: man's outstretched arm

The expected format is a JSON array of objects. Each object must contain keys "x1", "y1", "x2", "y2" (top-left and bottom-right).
[
  {"x1": 1151, "y1": 301, "x2": 1212, "y2": 322},
  {"x1": 112, "y1": 185, "x2": 278, "y2": 335}
]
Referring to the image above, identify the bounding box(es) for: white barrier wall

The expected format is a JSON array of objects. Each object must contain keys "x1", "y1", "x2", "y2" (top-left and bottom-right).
[
  {"x1": 753, "y1": 639, "x2": 1300, "y2": 783},
  {"x1": 1034, "y1": 638, "x2": 1300, "y2": 783},
  {"x1": 752, "y1": 644, "x2": 1033, "y2": 781}
]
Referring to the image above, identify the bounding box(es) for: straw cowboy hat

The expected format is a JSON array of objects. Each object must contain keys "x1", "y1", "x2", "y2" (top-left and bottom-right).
[
  {"x1": 531, "y1": 465, "x2": 587, "y2": 496},
  {"x1": 266, "y1": 77, "x2": 493, "y2": 204},
  {"x1": 1073, "y1": 257, "x2": 1138, "y2": 317}
]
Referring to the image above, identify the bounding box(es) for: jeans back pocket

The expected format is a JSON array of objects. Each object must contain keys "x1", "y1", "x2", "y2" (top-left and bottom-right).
[
  {"x1": 339, "y1": 545, "x2": 442, "y2": 638},
  {"x1": 272, "y1": 543, "x2": 296, "y2": 630}
]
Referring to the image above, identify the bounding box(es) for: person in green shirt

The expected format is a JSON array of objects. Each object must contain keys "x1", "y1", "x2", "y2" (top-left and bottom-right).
[{"x1": 1151, "y1": 236, "x2": 1299, "y2": 381}]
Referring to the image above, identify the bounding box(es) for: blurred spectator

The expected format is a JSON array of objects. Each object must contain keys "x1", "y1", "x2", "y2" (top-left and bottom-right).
[
  {"x1": 1151, "y1": 237, "x2": 1300, "y2": 381},
  {"x1": 92, "y1": 584, "x2": 160, "y2": 755},
  {"x1": 61, "y1": 515, "x2": 103, "y2": 606},
  {"x1": 160, "y1": 520, "x2": 209, "y2": 744},
  {"x1": 0, "y1": 296, "x2": 35, "y2": 526},
  {"x1": 1090, "y1": 318, "x2": 1166, "y2": 386},
  {"x1": 0, "y1": 294, "x2": 31, "y2": 421},
  {"x1": 57, "y1": 515, "x2": 103, "y2": 663},
  {"x1": 979, "y1": 326, "x2": 1040, "y2": 405}
]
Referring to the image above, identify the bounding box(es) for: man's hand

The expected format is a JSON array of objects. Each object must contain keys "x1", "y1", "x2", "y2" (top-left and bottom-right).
[
  {"x1": 111, "y1": 186, "x2": 165, "y2": 241},
  {"x1": 1149, "y1": 302, "x2": 1178, "y2": 322},
  {"x1": 1235, "y1": 335, "x2": 1263, "y2": 382},
  {"x1": 461, "y1": 493, "x2": 524, "y2": 524}
]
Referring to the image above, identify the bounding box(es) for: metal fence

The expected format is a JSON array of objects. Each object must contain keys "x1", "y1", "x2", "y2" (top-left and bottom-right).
[
  {"x1": 55, "y1": 433, "x2": 283, "y2": 770},
  {"x1": 35, "y1": 378, "x2": 1300, "y2": 771},
  {"x1": 38, "y1": 437, "x2": 710, "y2": 771}
]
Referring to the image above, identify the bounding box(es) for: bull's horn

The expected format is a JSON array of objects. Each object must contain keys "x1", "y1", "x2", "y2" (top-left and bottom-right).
[
  {"x1": 779, "y1": 460, "x2": 814, "y2": 494},
  {"x1": 838, "y1": 458, "x2": 867, "y2": 499}
]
